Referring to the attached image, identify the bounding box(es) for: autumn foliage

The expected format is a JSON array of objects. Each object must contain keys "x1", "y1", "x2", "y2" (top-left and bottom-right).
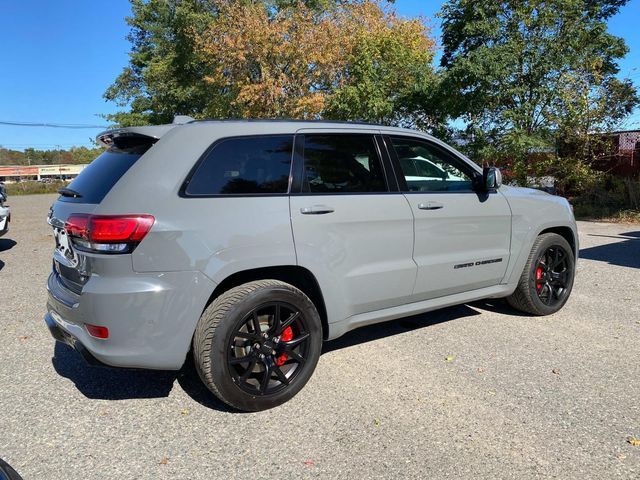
[{"x1": 195, "y1": 1, "x2": 435, "y2": 122}]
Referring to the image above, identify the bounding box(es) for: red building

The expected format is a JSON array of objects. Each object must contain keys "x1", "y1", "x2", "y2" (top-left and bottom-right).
[{"x1": 592, "y1": 129, "x2": 640, "y2": 177}]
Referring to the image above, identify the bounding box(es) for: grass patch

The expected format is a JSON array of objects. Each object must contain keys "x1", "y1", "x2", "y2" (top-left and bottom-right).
[
  {"x1": 573, "y1": 204, "x2": 640, "y2": 224},
  {"x1": 6, "y1": 181, "x2": 67, "y2": 196}
]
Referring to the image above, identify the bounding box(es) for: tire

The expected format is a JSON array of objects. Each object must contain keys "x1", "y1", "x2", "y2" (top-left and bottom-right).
[
  {"x1": 507, "y1": 233, "x2": 575, "y2": 316},
  {"x1": 0, "y1": 458, "x2": 23, "y2": 480},
  {"x1": 193, "y1": 280, "x2": 322, "y2": 411}
]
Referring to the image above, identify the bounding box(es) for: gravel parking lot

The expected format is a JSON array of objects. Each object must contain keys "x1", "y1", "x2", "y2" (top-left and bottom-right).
[{"x1": 1, "y1": 193, "x2": 639, "y2": 479}]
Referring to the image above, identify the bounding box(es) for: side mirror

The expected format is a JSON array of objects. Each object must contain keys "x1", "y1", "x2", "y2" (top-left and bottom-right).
[{"x1": 482, "y1": 167, "x2": 502, "y2": 191}]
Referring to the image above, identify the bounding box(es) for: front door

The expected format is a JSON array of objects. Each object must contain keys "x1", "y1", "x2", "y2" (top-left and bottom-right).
[{"x1": 386, "y1": 135, "x2": 512, "y2": 301}]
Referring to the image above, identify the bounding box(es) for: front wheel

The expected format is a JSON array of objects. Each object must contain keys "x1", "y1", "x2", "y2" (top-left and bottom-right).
[
  {"x1": 507, "y1": 233, "x2": 575, "y2": 316},
  {"x1": 193, "y1": 280, "x2": 322, "y2": 411}
]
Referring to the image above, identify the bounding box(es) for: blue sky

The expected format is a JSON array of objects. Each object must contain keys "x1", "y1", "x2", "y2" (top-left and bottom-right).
[{"x1": 0, "y1": 0, "x2": 638, "y2": 151}]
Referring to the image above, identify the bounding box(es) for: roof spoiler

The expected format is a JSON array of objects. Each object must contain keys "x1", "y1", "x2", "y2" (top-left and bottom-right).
[{"x1": 96, "y1": 116, "x2": 195, "y2": 148}]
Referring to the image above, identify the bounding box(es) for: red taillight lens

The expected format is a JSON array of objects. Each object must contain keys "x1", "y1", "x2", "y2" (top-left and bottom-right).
[
  {"x1": 65, "y1": 214, "x2": 90, "y2": 239},
  {"x1": 65, "y1": 214, "x2": 154, "y2": 252},
  {"x1": 66, "y1": 214, "x2": 154, "y2": 243},
  {"x1": 89, "y1": 215, "x2": 155, "y2": 243},
  {"x1": 85, "y1": 324, "x2": 109, "y2": 339}
]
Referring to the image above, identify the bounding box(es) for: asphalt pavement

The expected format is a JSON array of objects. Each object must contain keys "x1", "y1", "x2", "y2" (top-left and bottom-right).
[{"x1": 0, "y1": 193, "x2": 639, "y2": 479}]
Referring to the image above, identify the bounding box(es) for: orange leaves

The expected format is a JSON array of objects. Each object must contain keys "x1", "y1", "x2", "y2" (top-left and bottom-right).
[{"x1": 194, "y1": 1, "x2": 435, "y2": 119}]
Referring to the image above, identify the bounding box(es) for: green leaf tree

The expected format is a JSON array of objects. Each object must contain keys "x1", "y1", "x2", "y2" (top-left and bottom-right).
[
  {"x1": 439, "y1": 0, "x2": 638, "y2": 186},
  {"x1": 103, "y1": 0, "x2": 223, "y2": 126}
]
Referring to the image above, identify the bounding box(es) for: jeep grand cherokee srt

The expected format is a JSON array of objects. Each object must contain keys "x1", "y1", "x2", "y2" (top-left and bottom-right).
[{"x1": 45, "y1": 118, "x2": 577, "y2": 411}]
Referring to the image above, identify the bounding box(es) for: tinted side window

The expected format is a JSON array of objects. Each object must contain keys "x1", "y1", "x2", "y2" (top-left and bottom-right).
[
  {"x1": 59, "y1": 143, "x2": 151, "y2": 204},
  {"x1": 302, "y1": 134, "x2": 387, "y2": 193},
  {"x1": 186, "y1": 135, "x2": 293, "y2": 195},
  {"x1": 391, "y1": 137, "x2": 475, "y2": 193}
]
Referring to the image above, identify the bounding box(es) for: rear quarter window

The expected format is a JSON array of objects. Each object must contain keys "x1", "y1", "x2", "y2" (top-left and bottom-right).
[
  {"x1": 184, "y1": 135, "x2": 294, "y2": 196},
  {"x1": 58, "y1": 147, "x2": 148, "y2": 204}
]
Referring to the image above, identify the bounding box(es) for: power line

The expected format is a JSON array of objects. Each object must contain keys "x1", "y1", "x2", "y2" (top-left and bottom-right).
[{"x1": 0, "y1": 120, "x2": 109, "y2": 129}]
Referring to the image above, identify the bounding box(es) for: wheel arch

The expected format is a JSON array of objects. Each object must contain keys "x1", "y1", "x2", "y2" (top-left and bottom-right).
[
  {"x1": 539, "y1": 225, "x2": 577, "y2": 258},
  {"x1": 203, "y1": 265, "x2": 329, "y2": 340}
]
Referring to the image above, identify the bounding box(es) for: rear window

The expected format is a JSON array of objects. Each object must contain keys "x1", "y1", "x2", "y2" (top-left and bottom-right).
[
  {"x1": 58, "y1": 141, "x2": 152, "y2": 204},
  {"x1": 184, "y1": 135, "x2": 293, "y2": 196}
]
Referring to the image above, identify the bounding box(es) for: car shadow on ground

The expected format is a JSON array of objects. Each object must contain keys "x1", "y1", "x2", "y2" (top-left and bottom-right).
[
  {"x1": 0, "y1": 239, "x2": 16, "y2": 271},
  {"x1": 52, "y1": 343, "x2": 178, "y2": 400},
  {"x1": 0, "y1": 238, "x2": 16, "y2": 252},
  {"x1": 51, "y1": 301, "x2": 520, "y2": 412},
  {"x1": 51, "y1": 342, "x2": 235, "y2": 412},
  {"x1": 579, "y1": 230, "x2": 640, "y2": 269},
  {"x1": 322, "y1": 303, "x2": 482, "y2": 354}
]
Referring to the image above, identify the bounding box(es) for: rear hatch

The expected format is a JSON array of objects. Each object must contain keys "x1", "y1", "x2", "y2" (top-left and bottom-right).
[{"x1": 49, "y1": 131, "x2": 159, "y2": 294}]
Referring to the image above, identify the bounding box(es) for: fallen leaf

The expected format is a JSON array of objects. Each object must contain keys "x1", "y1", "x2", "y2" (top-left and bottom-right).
[
  {"x1": 552, "y1": 368, "x2": 561, "y2": 375},
  {"x1": 159, "y1": 457, "x2": 169, "y2": 465},
  {"x1": 445, "y1": 355, "x2": 455, "y2": 362},
  {"x1": 18, "y1": 336, "x2": 30, "y2": 341},
  {"x1": 477, "y1": 367, "x2": 485, "y2": 373},
  {"x1": 628, "y1": 437, "x2": 640, "y2": 447},
  {"x1": 181, "y1": 409, "x2": 189, "y2": 416},
  {"x1": 374, "y1": 418, "x2": 380, "y2": 427}
]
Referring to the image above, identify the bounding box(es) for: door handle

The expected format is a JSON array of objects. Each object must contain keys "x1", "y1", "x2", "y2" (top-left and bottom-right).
[
  {"x1": 300, "y1": 205, "x2": 335, "y2": 215},
  {"x1": 418, "y1": 201, "x2": 444, "y2": 211}
]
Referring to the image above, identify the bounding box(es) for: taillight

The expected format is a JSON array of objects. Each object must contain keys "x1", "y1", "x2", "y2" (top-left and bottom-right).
[{"x1": 65, "y1": 214, "x2": 154, "y2": 253}]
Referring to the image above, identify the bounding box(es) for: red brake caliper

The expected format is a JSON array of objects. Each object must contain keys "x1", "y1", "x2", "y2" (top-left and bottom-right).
[
  {"x1": 535, "y1": 266, "x2": 544, "y2": 291},
  {"x1": 276, "y1": 326, "x2": 294, "y2": 366}
]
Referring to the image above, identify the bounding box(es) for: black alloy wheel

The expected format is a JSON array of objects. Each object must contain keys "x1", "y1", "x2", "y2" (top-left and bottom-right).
[
  {"x1": 533, "y1": 245, "x2": 571, "y2": 307},
  {"x1": 193, "y1": 280, "x2": 322, "y2": 411},
  {"x1": 507, "y1": 232, "x2": 576, "y2": 316},
  {"x1": 227, "y1": 302, "x2": 311, "y2": 396}
]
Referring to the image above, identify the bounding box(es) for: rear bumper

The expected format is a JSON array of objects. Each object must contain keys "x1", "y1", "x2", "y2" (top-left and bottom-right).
[
  {"x1": 45, "y1": 269, "x2": 216, "y2": 370},
  {"x1": 44, "y1": 312, "x2": 106, "y2": 367}
]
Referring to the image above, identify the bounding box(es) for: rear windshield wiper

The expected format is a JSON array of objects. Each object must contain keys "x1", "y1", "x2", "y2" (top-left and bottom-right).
[{"x1": 58, "y1": 187, "x2": 83, "y2": 198}]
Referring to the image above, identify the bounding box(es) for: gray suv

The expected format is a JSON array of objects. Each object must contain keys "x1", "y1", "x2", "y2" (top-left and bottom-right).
[{"x1": 45, "y1": 119, "x2": 577, "y2": 411}]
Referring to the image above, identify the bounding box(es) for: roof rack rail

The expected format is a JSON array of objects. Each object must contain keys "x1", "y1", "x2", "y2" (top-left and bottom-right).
[{"x1": 188, "y1": 118, "x2": 388, "y2": 127}]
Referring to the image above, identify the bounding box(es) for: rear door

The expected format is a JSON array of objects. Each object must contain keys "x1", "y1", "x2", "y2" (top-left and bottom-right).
[
  {"x1": 289, "y1": 130, "x2": 416, "y2": 323},
  {"x1": 384, "y1": 135, "x2": 512, "y2": 301}
]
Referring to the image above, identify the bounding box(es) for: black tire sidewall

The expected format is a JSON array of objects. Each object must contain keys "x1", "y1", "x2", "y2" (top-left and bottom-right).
[
  {"x1": 0, "y1": 458, "x2": 23, "y2": 480},
  {"x1": 526, "y1": 234, "x2": 575, "y2": 315},
  {"x1": 207, "y1": 284, "x2": 322, "y2": 411}
]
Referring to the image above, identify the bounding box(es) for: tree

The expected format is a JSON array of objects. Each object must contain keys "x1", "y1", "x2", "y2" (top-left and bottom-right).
[
  {"x1": 195, "y1": 1, "x2": 436, "y2": 124},
  {"x1": 439, "y1": 0, "x2": 638, "y2": 186},
  {"x1": 105, "y1": 1, "x2": 439, "y2": 129},
  {"x1": 322, "y1": 3, "x2": 439, "y2": 128},
  {"x1": 104, "y1": 0, "x2": 221, "y2": 126},
  {"x1": 0, "y1": 146, "x2": 104, "y2": 166}
]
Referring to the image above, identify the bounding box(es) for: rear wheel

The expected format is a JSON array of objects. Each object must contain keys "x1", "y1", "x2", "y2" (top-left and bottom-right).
[
  {"x1": 0, "y1": 458, "x2": 23, "y2": 480},
  {"x1": 193, "y1": 280, "x2": 322, "y2": 411},
  {"x1": 507, "y1": 233, "x2": 575, "y2": 315}
]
